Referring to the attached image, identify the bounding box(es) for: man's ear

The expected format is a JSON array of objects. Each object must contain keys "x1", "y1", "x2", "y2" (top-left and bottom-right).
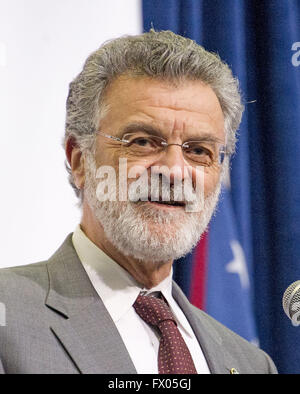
[{"x1": 65, "y1": 136, "x2": 85, "y2": 190}]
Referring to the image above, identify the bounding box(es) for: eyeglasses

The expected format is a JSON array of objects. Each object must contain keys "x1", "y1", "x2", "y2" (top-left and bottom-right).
[{"x1": 98, "y1": 131, "x2": 227, "y2": 167}]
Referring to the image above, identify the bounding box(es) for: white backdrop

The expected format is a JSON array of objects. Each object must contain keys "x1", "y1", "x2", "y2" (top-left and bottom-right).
[{"x1": 0, "y1": 0, "x2": 142, "y2": 268}]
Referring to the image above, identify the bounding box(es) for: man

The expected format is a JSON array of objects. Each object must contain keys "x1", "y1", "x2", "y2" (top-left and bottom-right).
[{"x1": 0, "y1": 30, "x2": 277, "y2": 374}]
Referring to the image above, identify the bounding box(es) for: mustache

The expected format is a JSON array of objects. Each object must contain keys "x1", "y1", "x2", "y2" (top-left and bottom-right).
[{"x1": 128, "y1": 174, "x2": 202, "y2": 205}]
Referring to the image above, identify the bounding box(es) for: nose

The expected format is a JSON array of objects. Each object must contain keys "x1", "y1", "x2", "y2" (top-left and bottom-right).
[{"x1": 151, "y1": 144, "x2": 193, "y2": 185}]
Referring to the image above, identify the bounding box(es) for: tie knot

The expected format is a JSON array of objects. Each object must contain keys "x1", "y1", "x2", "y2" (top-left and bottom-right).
[{"x1": 133, "y1": 293, "x2": 176, "y2": 327}]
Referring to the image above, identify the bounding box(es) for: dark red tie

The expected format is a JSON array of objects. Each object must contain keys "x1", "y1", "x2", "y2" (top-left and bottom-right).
[{"x1": 133, "y1": 293, "x2": 197, "y2": 374}]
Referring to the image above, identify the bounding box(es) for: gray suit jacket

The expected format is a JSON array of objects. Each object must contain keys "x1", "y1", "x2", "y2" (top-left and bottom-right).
[{"x1": 0, "y1": 234, "x2": 277, "y2": 374}]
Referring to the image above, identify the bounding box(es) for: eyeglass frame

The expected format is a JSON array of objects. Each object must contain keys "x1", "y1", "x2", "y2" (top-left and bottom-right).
[{"x1": 97, "y1": 131, "x2": 228, "y2": 166}]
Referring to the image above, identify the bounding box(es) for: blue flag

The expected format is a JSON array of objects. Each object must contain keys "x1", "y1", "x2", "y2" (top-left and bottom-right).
[{"x1": 205, "y1": 185, "x2": 258, "y2": 344}]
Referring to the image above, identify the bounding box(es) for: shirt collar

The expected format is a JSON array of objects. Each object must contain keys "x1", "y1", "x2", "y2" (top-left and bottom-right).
[{"x1": 72, "y1": 224, "x2": 194, "y2": 337}]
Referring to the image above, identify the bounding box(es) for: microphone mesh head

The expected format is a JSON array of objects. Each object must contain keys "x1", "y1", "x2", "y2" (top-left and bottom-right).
[{"x1": 282, "y1": 280, "x2": 300, "y2": 323}]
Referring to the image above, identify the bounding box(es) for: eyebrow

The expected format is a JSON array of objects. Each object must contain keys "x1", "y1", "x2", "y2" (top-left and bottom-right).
[
  {"x1": 117, "y1": 122, "x2": 224, "y2": 144},
  {"x1": 117, "y1": 122, "x2": 164, "y2": 138}
]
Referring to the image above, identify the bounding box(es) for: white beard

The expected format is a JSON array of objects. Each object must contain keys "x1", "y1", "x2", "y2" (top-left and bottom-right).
[{"x1": 83, "y1": 152, "x2": 221, "y2": 265}]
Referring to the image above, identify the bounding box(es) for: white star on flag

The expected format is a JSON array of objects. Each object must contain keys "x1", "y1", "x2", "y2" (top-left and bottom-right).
[{"x1": 226, "y1": 240, "x2": 250, "y2": 290}]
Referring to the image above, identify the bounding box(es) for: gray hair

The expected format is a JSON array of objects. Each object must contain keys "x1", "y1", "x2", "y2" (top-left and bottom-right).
[{"x1": 64, "y1": 29, "x2": 244, "y2": 198}]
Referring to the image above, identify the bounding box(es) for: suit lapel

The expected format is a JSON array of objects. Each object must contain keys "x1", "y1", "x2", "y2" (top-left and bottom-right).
[
  {"x1": 45, "y1": 233, "x2": 235, "y2": 374},
  {"x1": 45, "y1": 234, "x2": 137, "y2": 374},
  {"x1": 172, "y1": 281, "x2": 234, "y2": 374}
]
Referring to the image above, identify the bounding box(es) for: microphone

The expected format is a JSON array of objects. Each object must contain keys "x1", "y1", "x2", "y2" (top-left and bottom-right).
[{"x1": 282, "y1": 281, "x2": 300, "y2": 326}]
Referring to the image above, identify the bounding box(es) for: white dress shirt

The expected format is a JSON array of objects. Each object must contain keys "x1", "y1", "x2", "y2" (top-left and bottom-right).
[{"x1": 72, "y1": 225, "x2": 210, "y2": 374}]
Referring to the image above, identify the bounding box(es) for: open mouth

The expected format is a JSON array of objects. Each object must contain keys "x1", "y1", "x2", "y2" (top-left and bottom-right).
[
  {"x1": 134, "y1": 198, "x2": 186, "y2": 208},
  {"x1": 150, "y1": 200, "x2": 185, "y2": 207}
]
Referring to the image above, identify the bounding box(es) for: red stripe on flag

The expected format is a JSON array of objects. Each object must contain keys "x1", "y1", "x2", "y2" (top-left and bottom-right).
[{"x1": 189, "y1": 231, "x2": 208, "y2": 310}]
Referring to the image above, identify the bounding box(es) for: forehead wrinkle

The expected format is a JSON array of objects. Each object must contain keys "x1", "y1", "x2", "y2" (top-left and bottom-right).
[
  {"x1": 133, "y1": 84, "x2": 223, "y2": 110},
  {"x1": 103, "y1": 76, "x2": 225, "y2": 141},
  {"x1": 140, "y1": 105, "x2": 224, "y2": 138},
  {"x1": 141, "y1": 100, "x2": 223, "y2": 124}
]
